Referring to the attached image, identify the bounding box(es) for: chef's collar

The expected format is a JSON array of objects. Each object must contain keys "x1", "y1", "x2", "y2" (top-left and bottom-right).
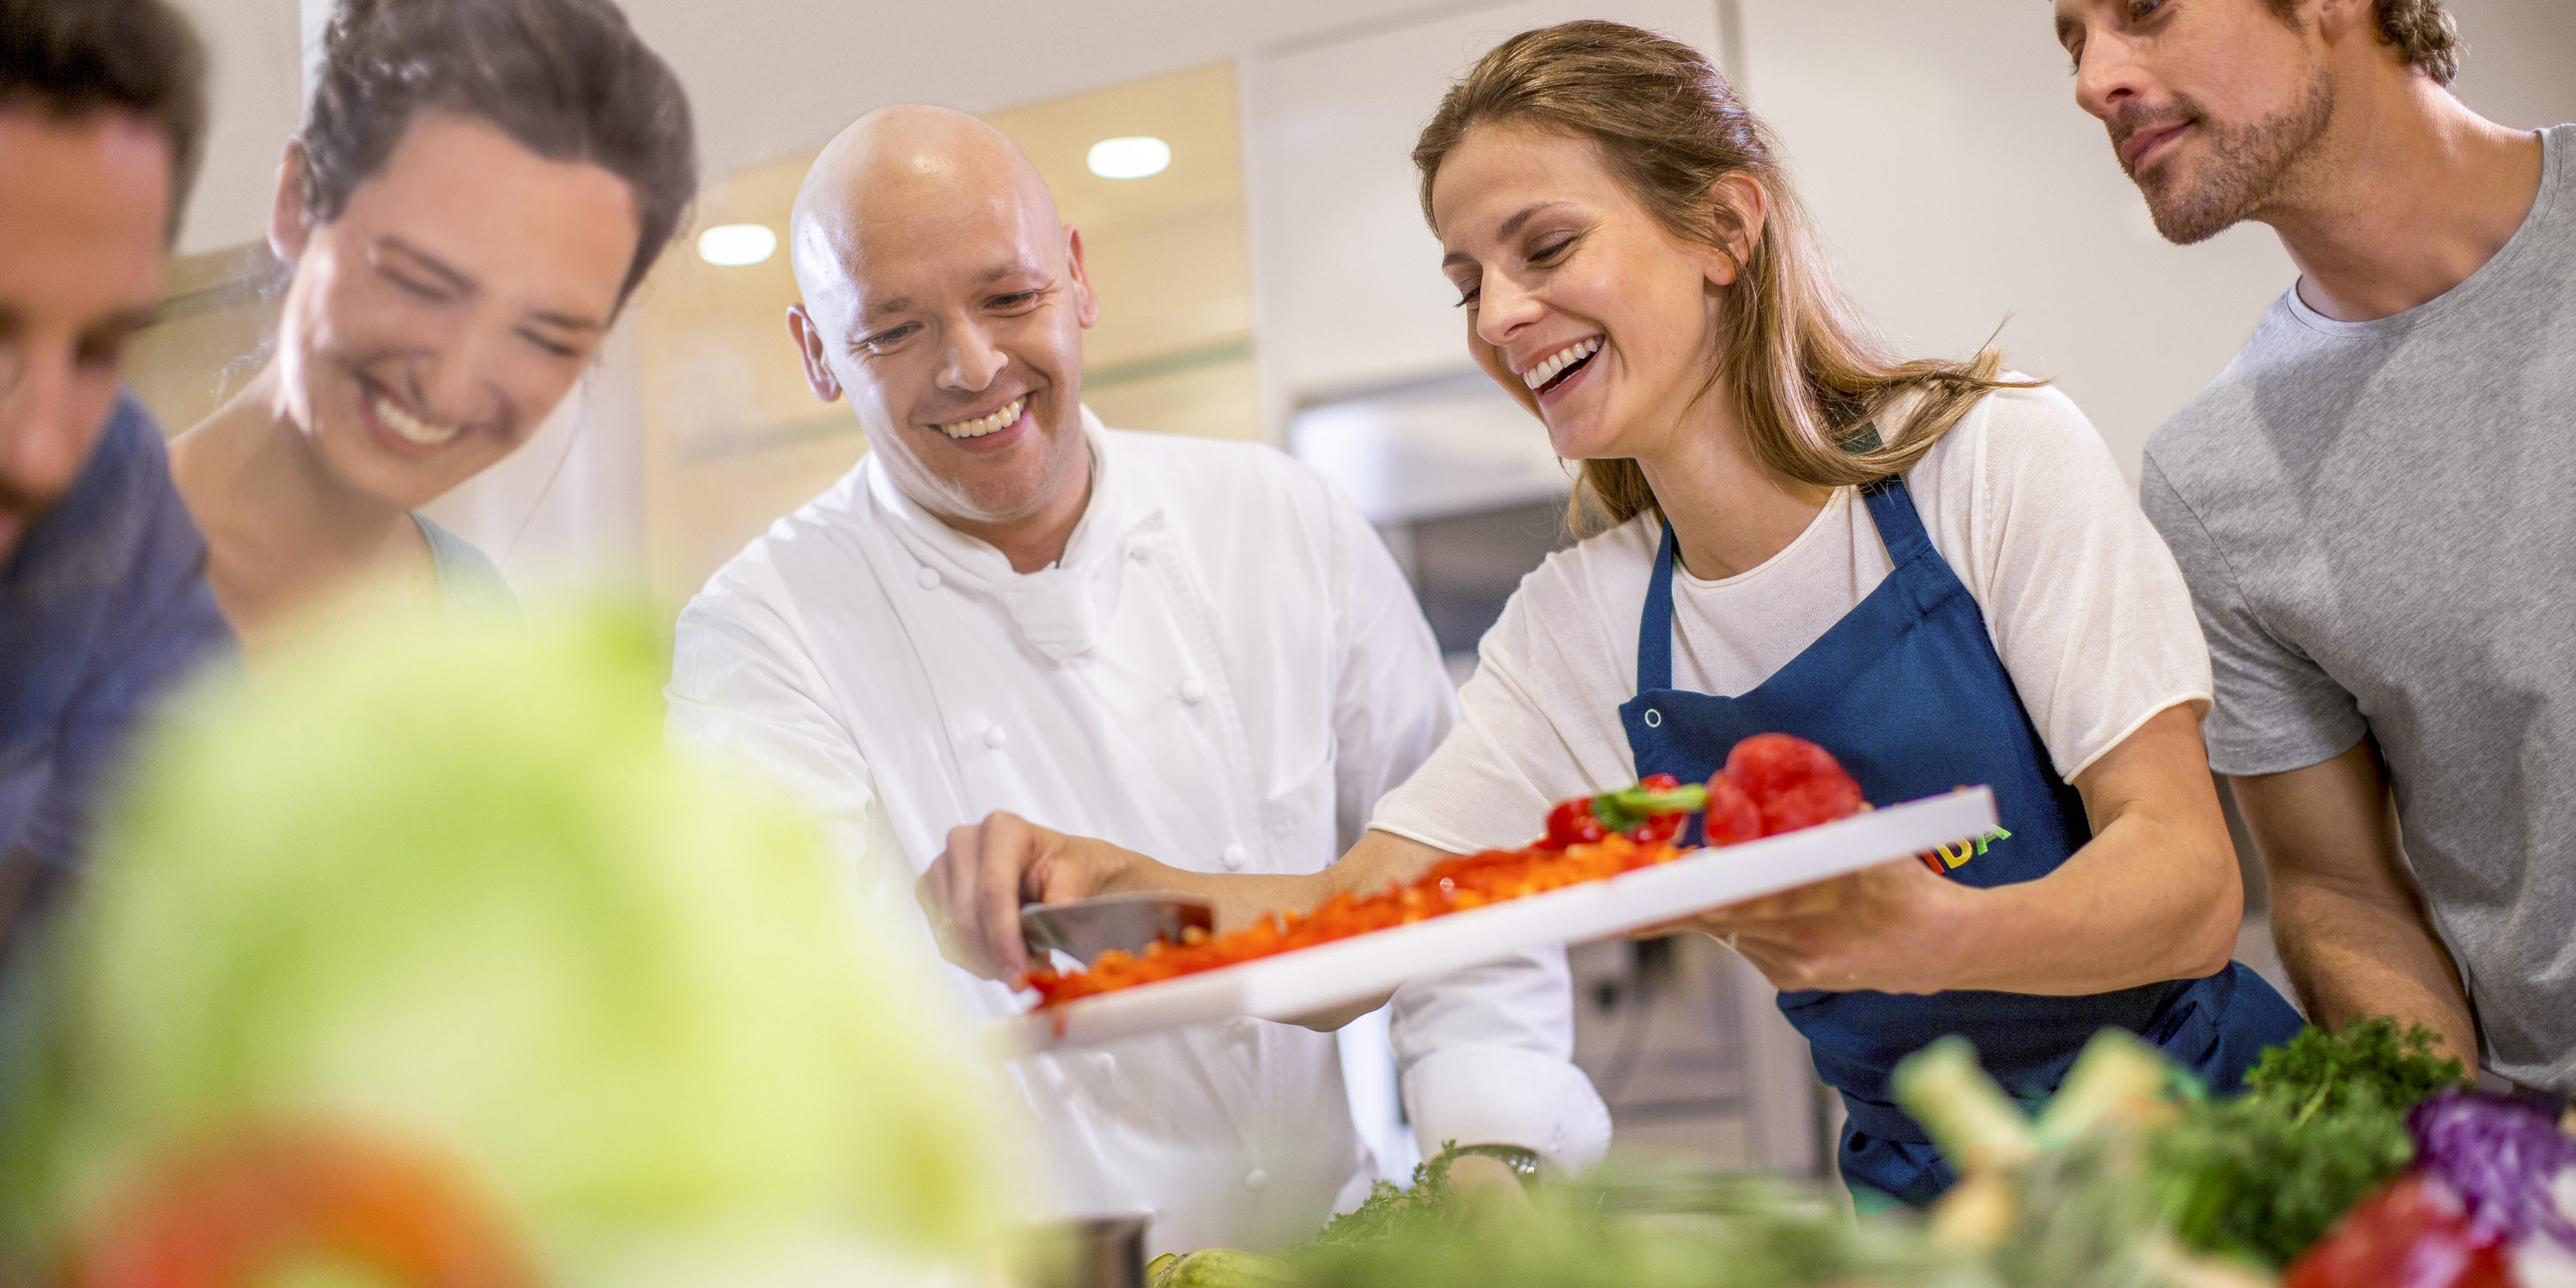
[{"x1": 866, "y1": 405, "x2": 1163, "y2": 660}]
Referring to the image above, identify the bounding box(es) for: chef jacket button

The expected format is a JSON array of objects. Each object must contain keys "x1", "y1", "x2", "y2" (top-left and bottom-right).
[
  {"x1": 1128, "y1": 543, "x2": 1152, "y2": 562},
  {"x1": 1230, "y1": 1018, "x2": 1259, "y2": 1039},
  {"x1": 916, "y1": 567, "x2": 942, "y2": 590},
  {"x1": 984, "y1": 726, "x2": 1009, "y2": 750},
  {"x1": 1091, "y1": 1053, "x2": 1115, "y2": 1077},
  {"x1": 1180, "y1": 677, "x2": 1208, "y2": 704},
  {"x1": 1243, "y1": 1167, "x2": 1268, "y2": 1192},
  {"x1": 1221, "y1": 844, "x2": 1249, "y2": 871}
]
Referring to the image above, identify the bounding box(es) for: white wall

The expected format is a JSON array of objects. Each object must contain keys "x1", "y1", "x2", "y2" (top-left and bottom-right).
[
  {"x1": 1730, "y1": 0, "x2": 2576, "y2": 480},
  {"x1": 168, "y1": 0, "x2": 301, "y2": 254},
  {"x1": 162, "y1": 2, "x2": 1527, "y2": 272},
  {"x1": 1242, "y1": 0, "x2": 1728, "y2": 440},
  {"x1": 417, "y1": 316, "x2": 650, "y2": 597},
  {"x1": 1245, "y1": 0, "x2": 2574, "y2": 477},
  {"x1": 161, "y1": 0, "x2": 2576, "y2": 578}
]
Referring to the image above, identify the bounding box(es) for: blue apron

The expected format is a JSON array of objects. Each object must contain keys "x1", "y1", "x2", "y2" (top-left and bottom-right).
[{"x1": 1619, "y1": 477, "x2": 2303, "y2": 1206}]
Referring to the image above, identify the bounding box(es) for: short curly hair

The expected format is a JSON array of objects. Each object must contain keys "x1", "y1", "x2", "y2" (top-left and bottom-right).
[{"x1": 2268, "y1": 0, "x2": 2461, "y2": 85}]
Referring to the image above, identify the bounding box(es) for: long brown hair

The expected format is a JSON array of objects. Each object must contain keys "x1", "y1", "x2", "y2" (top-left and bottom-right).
[{"x1": 1413, "y1": 20, "x2": 2035, "y2": 532}]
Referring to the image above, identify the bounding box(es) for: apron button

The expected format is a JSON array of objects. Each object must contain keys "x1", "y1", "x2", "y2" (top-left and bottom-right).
[{"x1": 1643, "y1": 708, "x2": 1662, "y2": 728}]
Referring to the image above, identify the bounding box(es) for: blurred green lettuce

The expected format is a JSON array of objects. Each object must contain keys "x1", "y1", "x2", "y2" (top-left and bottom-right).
[{"x1": 1, "y1": 606, "x2": 1022, "y2": 1281}]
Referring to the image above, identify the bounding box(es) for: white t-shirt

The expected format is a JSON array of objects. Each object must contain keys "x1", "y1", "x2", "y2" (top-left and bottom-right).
[{"x1": 1370, "y1": 383, "x2": 2214, "y2": 856}]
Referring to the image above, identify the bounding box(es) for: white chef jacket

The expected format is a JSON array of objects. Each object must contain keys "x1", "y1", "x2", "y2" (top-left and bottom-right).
[{"x1": 665, "y1": 410, "x2": 1609, "y2": 1255}]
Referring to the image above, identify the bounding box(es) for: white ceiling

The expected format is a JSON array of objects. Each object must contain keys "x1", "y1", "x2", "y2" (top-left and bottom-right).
[
  {"x1": 170, "y1": 0, "x2": 1516, "y2": 255},
  {"x1": 165, "y1": 0, "x2": 2576, "y2": 264}
]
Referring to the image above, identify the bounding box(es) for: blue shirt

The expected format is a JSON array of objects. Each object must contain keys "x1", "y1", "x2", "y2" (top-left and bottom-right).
[{"x1": 2, "y1": 394, "x2": 233, "y2": 883}]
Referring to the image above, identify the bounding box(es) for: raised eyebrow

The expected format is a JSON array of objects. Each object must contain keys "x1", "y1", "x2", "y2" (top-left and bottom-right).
[
  {"x1": 378, "y1": 235, "x2": 474, "y2": 294},
  {"x1": 859, "y1": 296, "x2": 917, "y2": 323},
  {"x1": 1496, "y1": 202, "x2": 1564, "y2": 243},
  {"x1": 976, "y1": 260, "x2": 1046, "y2": 287},
  {"x1": 1440, "y1": 202, "x2": 1569, "y2": 270},
  {"x1": 525, "y1": 308, "x2": 606, "y2": 334}
]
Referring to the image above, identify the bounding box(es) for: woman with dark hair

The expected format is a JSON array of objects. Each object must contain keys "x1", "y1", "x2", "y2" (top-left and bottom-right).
[
  {"x1": 923, "y1": 20, "x2": 2306, "y2": 1207},
  {"x1": 170, "y1": 0, "x2": 696, "y2": 653}
]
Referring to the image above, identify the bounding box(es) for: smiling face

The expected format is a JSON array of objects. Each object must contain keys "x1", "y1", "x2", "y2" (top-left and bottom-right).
[
  {"x1": 268, "y1": 113, "x2": 639, "y2": 511},
  {"x1": 787, "y1": 117, "x2": 1096, "y2": 532},
  {"x1": 2055, "y1": 0, "x2": 2336, "y2": 244},
  {"x1": 1432, "y1": 123, "x2": 1743, "y2": 465},
  {"x1": 0, "y1": 108, "x2": 167, "y2": 562}
]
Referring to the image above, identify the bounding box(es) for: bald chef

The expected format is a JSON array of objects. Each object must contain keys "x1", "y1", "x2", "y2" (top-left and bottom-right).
[{"x1": 664, "y1": 106, "x2": 1608, "y2": 1252}]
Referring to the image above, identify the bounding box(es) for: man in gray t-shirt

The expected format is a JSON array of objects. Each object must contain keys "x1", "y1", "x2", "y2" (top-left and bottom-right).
[{"x1": 2053, "y1": 0, "x2": 2573, "y2": 1091}]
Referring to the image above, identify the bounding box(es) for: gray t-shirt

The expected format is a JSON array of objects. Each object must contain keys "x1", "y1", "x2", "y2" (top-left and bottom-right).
[{"x1": 2142, "y1": 124, "x2": 2576, "y2": 1091}]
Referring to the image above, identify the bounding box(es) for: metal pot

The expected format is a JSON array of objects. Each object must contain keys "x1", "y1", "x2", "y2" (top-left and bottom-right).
[{"x1": 1018, "y1": 1212, "x2": 1153, "y2": 1288}]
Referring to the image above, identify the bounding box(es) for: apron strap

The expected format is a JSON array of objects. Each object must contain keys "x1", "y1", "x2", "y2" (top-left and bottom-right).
[
  {"x1": 1858, "y1": 476, "x2": 1935, "y2": 566},
  {"x1": 1637, "y1": 519, "x2": 1680, "y2": 692},
  {"x1": 1638, "y1": 474, "x2": 1923, "y2": 696}
]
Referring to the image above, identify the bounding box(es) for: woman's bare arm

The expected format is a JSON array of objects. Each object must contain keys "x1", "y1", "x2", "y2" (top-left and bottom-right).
[{"x1": 1692, "y1": 704, "x2": 2245, "y2": 995}]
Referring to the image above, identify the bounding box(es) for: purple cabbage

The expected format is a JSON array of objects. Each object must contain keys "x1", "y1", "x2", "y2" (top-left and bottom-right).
[{"x1": 2408, "y1": 1089, "x2": 2576, "y2": 1251}]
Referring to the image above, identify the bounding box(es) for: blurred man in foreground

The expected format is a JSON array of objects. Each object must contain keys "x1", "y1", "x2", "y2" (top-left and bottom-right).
[
  {"x1": 666, "y1": 106, "x2": 1607, "y2": 1253},
  {"x1": 0, "y1": 0, "x2": 233, "y2": 959},
  {"x1": 2056, "y1": 0, "x2": 2574, "y2": 1091}
]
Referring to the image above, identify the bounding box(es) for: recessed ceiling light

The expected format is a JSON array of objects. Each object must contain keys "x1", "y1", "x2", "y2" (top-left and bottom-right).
[
  {"x1": 696, "y1": 222, "x2": 777, "y2": 267},
  {"x1": 1086, "y1": 136, "x2": 1171, "y2": 180}
]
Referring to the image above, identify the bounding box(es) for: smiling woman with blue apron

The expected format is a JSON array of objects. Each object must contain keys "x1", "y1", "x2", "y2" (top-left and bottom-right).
[
  {"x1": 1364, "y1": 21, "x2": 2303, "y2": 1206},
  {"x1": 911, "y1": 20, "x2": 2310, "y2": 1209}
]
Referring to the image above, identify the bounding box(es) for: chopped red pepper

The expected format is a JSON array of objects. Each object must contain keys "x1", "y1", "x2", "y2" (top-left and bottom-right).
[
  {"x1": 1029, "y1": 738, "x2": 1872, "y2": 1010},
  {"x1": 1024, "y1": 829, "x2": 1693, "y2": 1009},
  {"x1": 1539, "y1": 774, "x2": 1709, "y2": 850},
  {"x1": 1542, "y1": 799, "x2": 1608, "y2": 849}
]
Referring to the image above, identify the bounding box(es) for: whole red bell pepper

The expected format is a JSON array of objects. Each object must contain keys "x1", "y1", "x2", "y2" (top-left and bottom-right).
[{"x1": 2282, "y1": 1173, "x2": 2512, "y2": 1288}]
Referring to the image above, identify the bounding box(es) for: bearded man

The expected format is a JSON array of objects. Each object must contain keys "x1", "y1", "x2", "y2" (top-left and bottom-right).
[{"x1": 2054, "y1": 0, "x2": 2573, "y2": 1093}]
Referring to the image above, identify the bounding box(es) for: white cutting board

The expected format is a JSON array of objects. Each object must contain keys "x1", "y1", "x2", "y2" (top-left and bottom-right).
[{"x1": 987, "y1": 787, "x2": 1997, "y2": 1057}]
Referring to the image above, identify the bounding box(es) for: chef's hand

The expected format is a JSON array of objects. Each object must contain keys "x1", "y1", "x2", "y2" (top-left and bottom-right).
[
  {"x1": 917, "y1": 811, "x2": 1159, "y2": 981},
  {"x1": 1671, "y1": 855, "x2": 1971, "y2": 994}
]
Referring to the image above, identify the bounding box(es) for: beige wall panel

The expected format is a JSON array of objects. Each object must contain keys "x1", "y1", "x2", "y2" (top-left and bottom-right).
[
  {"x1": 646, "y1": 422, "x2": 869, "y2": 616},
  {"x1": 125, "y1": 246, "x2": 278, "y2": 437},
  {"x1": 1086, "y1": 359, "x2": 1261, "y2": 442},
  {"x1": 639, "y1": 61, "x2": 1260, "y2": 622},
  {"x1": 1078, "y1": 208, "x2": 1254, "y2": 370}
]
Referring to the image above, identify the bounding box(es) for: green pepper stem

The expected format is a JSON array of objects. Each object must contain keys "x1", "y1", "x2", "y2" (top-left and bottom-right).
[{"x1": 1591, "y1": 784, "x2": 1709, "y2": 832}]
